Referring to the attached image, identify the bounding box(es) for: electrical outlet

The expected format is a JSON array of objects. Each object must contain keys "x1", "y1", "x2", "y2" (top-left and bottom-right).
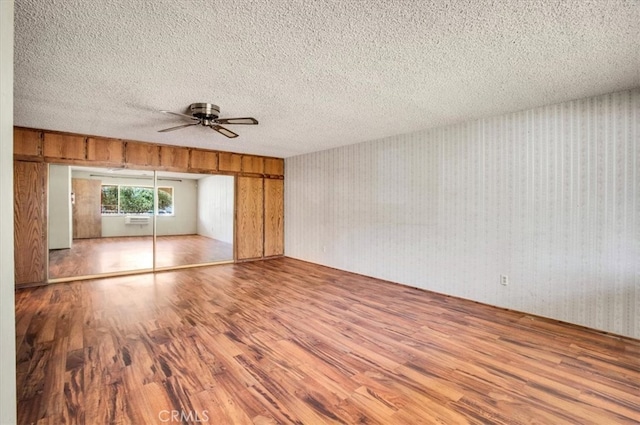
[{"x1": 500, "y1": 275, "x2": 509, "y2": 286}]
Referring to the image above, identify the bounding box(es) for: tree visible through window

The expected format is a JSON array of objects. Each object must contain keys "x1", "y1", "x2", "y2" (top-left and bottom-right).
[
  {"x1": 101, "y1": 185, "x2": 118, "y2": 214},
  {"x1": 119, "y1": 186, "x2": 154, "y2": 213},
  {"x1": 157, "y1": 187, "x2": 173, "y2": 214},
  {"x1": 101, "y1": 185, "x2": 174, "y2": 215}
]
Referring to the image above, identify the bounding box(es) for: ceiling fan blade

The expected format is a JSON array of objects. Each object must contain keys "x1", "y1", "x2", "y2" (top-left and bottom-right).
[
  {"x1": 157, "y1": 122, "x2": 200, "y2": 133},
  {"x1": 160, "y1": 110, "x2": 198, "y2": 121},
  {"x1": 210, "y1": 125, "x2": 239, "y2": 138},
  {"x1": 215, "y1": 117, "x2": 259, "y2": 125}
]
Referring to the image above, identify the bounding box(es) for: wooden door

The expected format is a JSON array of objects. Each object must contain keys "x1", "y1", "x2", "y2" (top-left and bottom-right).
[
  {"x1": 14, "y1": 161, "x2": 47, "y2": 285},
  {"x1": 264, "y1": 178, "x2": 284, "y2": 257},
  {"x1": 236, "y1": 176, "x2": 264, "y2": 260},
  {"x1": 72, "y1": 178, "x2": 102, "y2": 239}
]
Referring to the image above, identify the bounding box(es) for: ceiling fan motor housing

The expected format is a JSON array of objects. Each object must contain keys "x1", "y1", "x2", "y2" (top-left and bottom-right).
[
  {"x1": 190, "y1": 103, "x2": 220, "y2": 123},
  {"x1": 158, "y1": 103, "x2": 256, "y2": 137}
]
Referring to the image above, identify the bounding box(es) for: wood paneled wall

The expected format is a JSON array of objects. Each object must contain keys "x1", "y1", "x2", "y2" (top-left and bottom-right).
[
  {"x1": 86, "y1": 137, "x2": 123, "y2": 164},
  {"x1": 264, "y1": 178, "x2": 284, "y2": 257},
  {"x1": 236, "y1": 177, "x2": 285, "y2": 260},
  {"x1": 14, "y1": 128, "x2": 42, "y2": 157},
  {"x1": 43, "y1": 133, "x2": 85, "y2": 161},
  {"x1": 14, "y1": 161, "x2": 47, "y2": 285},
  {"x1": 13, "y1": 126, "x2": 285, "y2": 284},
  {"x1": 13, "y1": 127, "x2": 284, "y2": 178},
  {"x1": 236, "y1": 177, "x2": 265, "y2": 260}
]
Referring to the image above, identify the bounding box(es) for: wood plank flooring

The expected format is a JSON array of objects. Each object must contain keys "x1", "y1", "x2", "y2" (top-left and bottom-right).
[
  {"x1": 48, "y1": 235, "x2": 233, "y2": 279},
  {"x1": 15, "y1": 258, "x2": 640, "y2": 424}
]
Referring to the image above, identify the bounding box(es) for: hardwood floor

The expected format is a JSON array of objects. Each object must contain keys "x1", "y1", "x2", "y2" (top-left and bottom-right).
[
  {"x1": 155, "y1": 235, "x2": 233, "y2": 268},
  {"x1": 16, "y1": 258, "x2": 640, "y2": 424},
  {"x1": 48, "y1": 235, "x2": 233, "y2": 279}
]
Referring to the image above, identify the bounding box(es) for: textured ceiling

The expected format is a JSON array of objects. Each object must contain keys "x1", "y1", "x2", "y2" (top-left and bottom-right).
[{"x1": 14, "y1": 0, "x2": 640, "y2": 158}]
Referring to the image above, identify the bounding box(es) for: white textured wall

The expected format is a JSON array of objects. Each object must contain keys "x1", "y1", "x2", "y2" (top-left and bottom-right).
[
  {"x1": 0, "y1": 1, "x2": 16, "y2": 423},
  {"x1": 197, "y1": 175, "x2": 234, "y2": 244},
  {"x1": 286, "y1": 89, "x2": 639, "y2": 339},
  {"x1": 155, "y1": 178, "x2": 197, "y2": 237},
  {"x1": 49, "y1": 164, "x2": 72, "y2": 249}
]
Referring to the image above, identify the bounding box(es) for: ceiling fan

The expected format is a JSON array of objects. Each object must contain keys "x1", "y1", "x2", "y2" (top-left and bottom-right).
[{"x1": 158, "y1": 103, "x2": 258, "y2": 138}]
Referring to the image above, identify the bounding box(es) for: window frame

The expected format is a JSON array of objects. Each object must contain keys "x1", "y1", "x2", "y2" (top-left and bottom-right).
[{"x1": 100, "y1": 184, "x2": 175, "y2": 217}]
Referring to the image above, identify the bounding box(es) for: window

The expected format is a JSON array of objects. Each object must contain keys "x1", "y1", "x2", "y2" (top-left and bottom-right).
[
  {"x1": 157, "y1": 187, "x2": 173, "y2": 215},
  {"x1": 101, "y1": 185, "x2": 174, "y2": 215},
  {"x1": 101, "y1": 185, "x2": 119, "y2": 214}
]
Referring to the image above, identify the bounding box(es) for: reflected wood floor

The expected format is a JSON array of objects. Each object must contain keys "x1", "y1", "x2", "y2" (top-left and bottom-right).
[
  {"x1": 49, "y1": 235, "x2": 234, "y2": 278},
  {"x1": 16, "y1": 258, "x2": 640, "y2": 424}
]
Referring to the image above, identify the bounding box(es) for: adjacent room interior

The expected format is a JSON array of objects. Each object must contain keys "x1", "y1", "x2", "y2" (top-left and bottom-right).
[{"x1": 2, "y1": 1, "x2": 639, "y2": 424}]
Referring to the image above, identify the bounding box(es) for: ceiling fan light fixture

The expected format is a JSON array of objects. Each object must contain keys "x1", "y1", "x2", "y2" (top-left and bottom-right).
[
  {"x1": 189, "y1": 103, "x2": 220, "y2": 120},
  {"x1": 157, "y1": 102, "x2": 258, "y2": 138}
]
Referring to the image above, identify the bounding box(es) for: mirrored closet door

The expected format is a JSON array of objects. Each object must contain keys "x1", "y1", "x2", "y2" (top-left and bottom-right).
[
  {"x1": 154, "y1": 171, "x2": 234, "y2": 269},
  {"x1": 47, "y1": 165, "x2": 234, "y2": 282}
]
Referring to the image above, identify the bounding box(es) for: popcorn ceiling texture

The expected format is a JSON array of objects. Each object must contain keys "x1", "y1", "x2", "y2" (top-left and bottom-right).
[{"x1": 13, "y1": 0, "x2": 640, "y2": 158}]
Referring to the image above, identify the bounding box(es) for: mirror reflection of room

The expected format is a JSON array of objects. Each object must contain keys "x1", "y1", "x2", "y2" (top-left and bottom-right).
[
  {"x1": 155, "y1": 170, "x2": 234, "y2": 269},
  {"x1": 48, "y1": 165, "x2": 234, "y2": 280}
]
